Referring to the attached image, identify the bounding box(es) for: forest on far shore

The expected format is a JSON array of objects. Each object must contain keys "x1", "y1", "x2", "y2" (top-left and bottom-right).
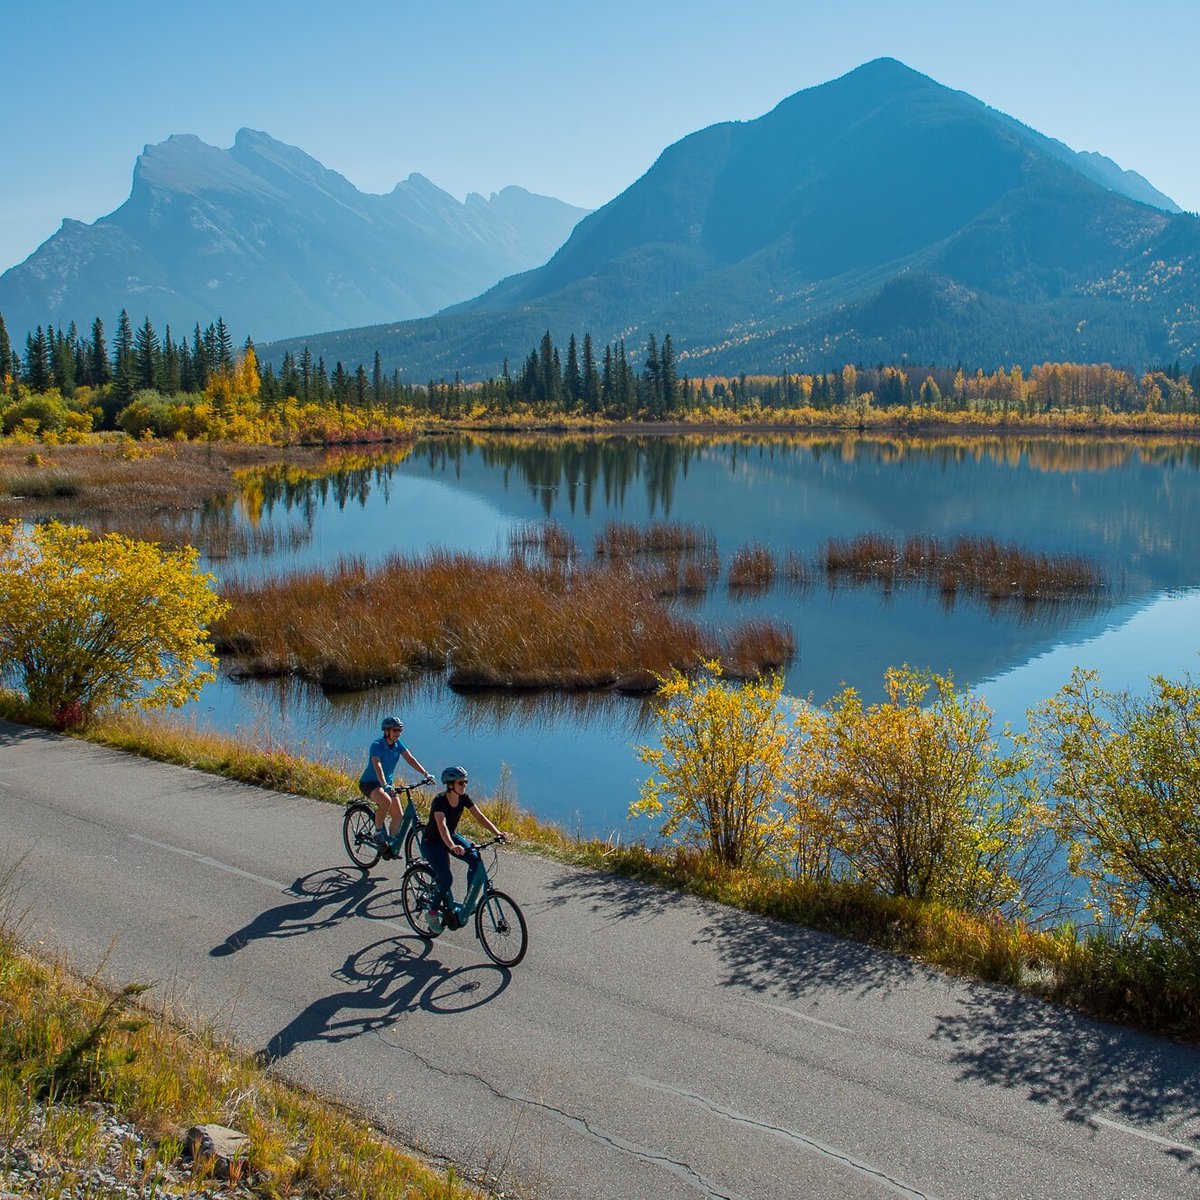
[{"x1": 3, "y1": 308, "x2": 1200, "y2": 443}]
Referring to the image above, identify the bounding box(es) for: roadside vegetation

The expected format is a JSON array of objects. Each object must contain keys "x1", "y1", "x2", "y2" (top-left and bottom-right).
[
  {"x1": 0, "y1": 880, "x2": 476, "y2": 1199},
  {"x1": 2, "y1": 660, "x2": 1197, "y2": 1043}
]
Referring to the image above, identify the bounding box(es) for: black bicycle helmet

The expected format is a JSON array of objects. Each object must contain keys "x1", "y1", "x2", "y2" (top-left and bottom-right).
[
  {"x1": 440, "y1": 765, "x2": 469, "y2": 785},
  {"x1": 381, "y1": 716, "x2": 403, "y2": 732}
]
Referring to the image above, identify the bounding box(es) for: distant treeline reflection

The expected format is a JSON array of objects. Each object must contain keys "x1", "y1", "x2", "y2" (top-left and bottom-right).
[{"x1": 230, "y1": 433, "x2": 1200, "y2": 525}]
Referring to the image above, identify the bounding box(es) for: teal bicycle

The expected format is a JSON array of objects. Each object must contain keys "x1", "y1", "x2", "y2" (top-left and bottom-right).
[
  {"x1": 342, "y1": 780, "x2": 431, "y2": 872},
  {"x1": 401, "y1": 837, "x2": 528, "y2": 967}
]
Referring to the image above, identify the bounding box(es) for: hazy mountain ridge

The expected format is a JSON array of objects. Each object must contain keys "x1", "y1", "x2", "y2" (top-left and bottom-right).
[
  {"x1": 263, "y1": 59, "x2": 1198, "y2": 378},
  {"x1": 0, "y1": 129, "x2": 590, "y2": 341}
]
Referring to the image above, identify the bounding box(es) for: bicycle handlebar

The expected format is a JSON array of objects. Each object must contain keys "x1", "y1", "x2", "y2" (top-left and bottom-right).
[{"x1": 387, "y1": 778, "x2": 434, "y2": 796}]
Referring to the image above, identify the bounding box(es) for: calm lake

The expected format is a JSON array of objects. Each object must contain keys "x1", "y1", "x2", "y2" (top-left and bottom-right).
[{"x1": 183, "y1": 432, "x2": 1200, "y2": 836}]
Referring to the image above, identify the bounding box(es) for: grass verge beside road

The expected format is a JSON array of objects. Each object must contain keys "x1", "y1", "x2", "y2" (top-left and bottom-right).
[
  {"x1": 3, "y1": 692, "x2": 1197, "y2": 1047},
  {"x1": 0, "y1": 910, "x2": 476, "y2": 1199}
]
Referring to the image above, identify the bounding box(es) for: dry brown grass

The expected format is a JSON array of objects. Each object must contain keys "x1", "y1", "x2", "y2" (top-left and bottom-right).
[
  {"x1": 722, "y1": 620, "x2": 797, "y2": 677},
  {"x1": 508, "y1": 519, "x2": 579, "y2": 561},
  {"x1": 726, "y1": 544, "x2": 777, "y2": 594},
  {"x1": 820, "y1": 532, "x2": 1106, "y2": 603},
  {"x1": 0, "y1": 441, "x2": 323, "y2": 533},
  {"x1": 782, "y1": 550, "x2": 813, "y2": 591},
  {"x1": 217, "y1": 549, "x2": 793, "y2": 690},
  {"x1": 594, "y1": 520, "x2": 718, "y2": 563}
]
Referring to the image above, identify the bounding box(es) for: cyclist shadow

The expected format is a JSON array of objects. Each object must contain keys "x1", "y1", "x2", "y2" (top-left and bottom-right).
[
  {"x1": 257, "y1": 932, "x2": 511, "y2": 1064},
  {"x1": 210, "y1": 866, "x2": 375, "y2": 957}
]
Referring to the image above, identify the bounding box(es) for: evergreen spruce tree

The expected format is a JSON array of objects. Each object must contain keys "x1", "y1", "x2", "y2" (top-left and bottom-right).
[
  {"x1": 178, "y1": 339, "x2": 194, "y2": 392},
  {"x1": 215, "y1": 317, "x2": 234, "y2": 371},
  {"x1": 582, "y1": 333, "x2": 600, "y2": 413},
  {"x1": 50, "y1": 326, "x2": 76, "y2": 396},
  {"x1": 641, "y1": 333, "x2": 661, "y2": 417},
  {"x1": 660, "y1": 333, "x2": 679, "y2": 413},
  {"x1": 300, "y1": 347, "x2": 313, "y2": 402},
  {"x1": 134, "y1": 316, "x2": 161, "y2": 390},
  {"x1": 24, "y1": 327, "x2": 51, "y2": 391},
  {"x1": 600, "y1": 343, "x2": 615, "y2": 412},
  {"x1": 373, "y1": 350, "x2": 383, "y2": 406},
  {"x1": 111, "y1": 310, "x2": 137, "y2": 405},
  {"x1": 0, "y1": 312, "x2": 10, "y2": 382},
  {"x1": 161, "y1": 326, "x2": 181, "y2": 393},
  {"x1": 564, "y1": 333, "x2": 582, "y2": 410},
  {"x1": 537, "y1": 331, "x2": 558, "y2": 408}
]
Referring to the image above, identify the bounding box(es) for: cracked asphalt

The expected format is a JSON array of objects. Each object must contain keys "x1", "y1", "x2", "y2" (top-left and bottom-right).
[{"x1": 3, "y1": 718, "x2": 1199, "y2": 1199}]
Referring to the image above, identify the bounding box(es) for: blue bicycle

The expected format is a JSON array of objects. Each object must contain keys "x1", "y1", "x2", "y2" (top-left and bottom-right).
[
  {"x1": 342, "y1": 780, "x2": 431, "y2": 872},
  {"x1": 401, "y1": 837, "x2": 528, "y2": 967}
]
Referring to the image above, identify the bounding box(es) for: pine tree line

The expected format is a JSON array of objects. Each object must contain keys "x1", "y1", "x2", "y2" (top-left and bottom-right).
[{"x1": 3, "y1": 308, "x2": 1199, "y2": 423}]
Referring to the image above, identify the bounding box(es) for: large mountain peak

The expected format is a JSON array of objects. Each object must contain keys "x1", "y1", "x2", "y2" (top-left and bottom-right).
[{"x1": 264, "y1": 58, "x2": 1194, "y2": 379}]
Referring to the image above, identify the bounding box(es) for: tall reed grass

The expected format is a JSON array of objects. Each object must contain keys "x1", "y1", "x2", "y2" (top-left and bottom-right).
[
  {"x1": 726, "y1": 544, "x2": 777, "y2": 593},
  {"x1": 508, "y1": 519, "x2": 578, "y2": 561},
  {"x1": 217, "y1": 549, "x2": 793, "y2": 690},
  {"x1": 820, "y1": 533, "x2": 1105, "y2": 604},
  {"x1": 594, "y1": 520, "x2": 718, "y2": 563}
]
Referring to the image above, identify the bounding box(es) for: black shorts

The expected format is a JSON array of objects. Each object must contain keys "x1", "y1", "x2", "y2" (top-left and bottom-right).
[{"x1": 359, "y1": 780, "x2": 386, "y2": 800}]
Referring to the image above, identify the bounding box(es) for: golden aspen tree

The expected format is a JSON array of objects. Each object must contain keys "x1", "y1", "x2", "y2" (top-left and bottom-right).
[{"x1": 0, "y1": 521, "x2": 227, "y2": 726}]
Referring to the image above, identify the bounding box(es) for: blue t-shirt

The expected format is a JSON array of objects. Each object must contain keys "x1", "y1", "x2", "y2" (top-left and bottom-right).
[{"x1": 360, "y1": 736, "x2": 408, "y2": 787}]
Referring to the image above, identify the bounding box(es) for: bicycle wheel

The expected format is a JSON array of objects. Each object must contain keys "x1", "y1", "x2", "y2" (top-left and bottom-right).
[
  {"x1": 403, "y1": 820, "x2": 425, "y2": 866},
  {"x1": 401, "y1": 864, "x2": 443, "y2": 939},
  {"x1": 475, "y1": 890, "x2": 528, "y2": 967},
  {"x1": 342, "y1": 803, "x2": 381, "y2": 870}
]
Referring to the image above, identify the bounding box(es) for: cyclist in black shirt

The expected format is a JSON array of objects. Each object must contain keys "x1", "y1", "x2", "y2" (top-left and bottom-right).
[{"x1": 422, "y1": 765, "x2": 506, "y2": 927}]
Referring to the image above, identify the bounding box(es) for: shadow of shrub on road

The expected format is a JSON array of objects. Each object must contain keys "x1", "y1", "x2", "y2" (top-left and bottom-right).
[
  {"x1": 930, "y1": 986, "x2": 1200, "y2": 1149},
  {"x1": 544, "y1": 865, "x2": 926, "y2": 1000}
]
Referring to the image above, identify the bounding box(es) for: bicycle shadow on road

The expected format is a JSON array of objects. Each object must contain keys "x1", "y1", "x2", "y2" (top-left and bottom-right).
[
  {"x1": 211, "y1": 866, "x2": 376, "y2": 956},
  {"x1": 257, "y1": 934, "x2": 511, "y2": 1064}
]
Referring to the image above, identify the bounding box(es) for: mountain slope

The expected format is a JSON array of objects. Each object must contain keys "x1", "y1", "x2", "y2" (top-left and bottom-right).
[
  {"x1": 0, "y1": 129, "x2": 589, "y2": 342},
  {"x1": 263, "y1": 59, "x2": 1198, "y2": 378}
]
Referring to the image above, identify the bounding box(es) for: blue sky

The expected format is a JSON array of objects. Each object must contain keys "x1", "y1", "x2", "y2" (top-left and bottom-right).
[{"x1": 2, "y1": 0, "x2": 1196, "y2": 272}]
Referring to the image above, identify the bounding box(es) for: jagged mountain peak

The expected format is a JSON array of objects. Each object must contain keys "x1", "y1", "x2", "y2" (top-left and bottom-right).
[{"x1": 0, "y1": 131, "x2": 590, "y2": 341}]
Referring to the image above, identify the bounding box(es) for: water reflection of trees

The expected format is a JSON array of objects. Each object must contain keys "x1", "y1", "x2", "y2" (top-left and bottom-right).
[
  {"x1": 225, "y1": 433, "x2": 1200, "y2": 526},
  {"x1": 232, "y1": 446, "x2": 414, "y2": 522},
  {"x1": 318, "y1": 671, "x2": 659, "y2": 739}
]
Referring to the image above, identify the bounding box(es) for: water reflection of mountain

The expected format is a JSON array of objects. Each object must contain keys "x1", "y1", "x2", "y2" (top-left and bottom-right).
[
  {"x1": 220, "y1": 432, "x2": 1200, "y2": 705},
  {"x1": 401, "y1": 434, "x2": 1200, "y2": 590}
]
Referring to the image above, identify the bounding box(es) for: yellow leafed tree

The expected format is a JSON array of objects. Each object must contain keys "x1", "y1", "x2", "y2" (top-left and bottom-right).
[
  {"x1": 1029, "y1": 667, "x2": 1200, "y2": 952},
  {"x1": 0, "y1": 520, "x2": 228, "y2": 726},
  {"x1": 792, "y1": 666, "x2": 1056, "y2": 914},
  {"x1": 237, "y1": 343, "x2": 261, "y2": 399},
  {"x1": 632, "y1": 665, "x2": 794, "y2": 868}
]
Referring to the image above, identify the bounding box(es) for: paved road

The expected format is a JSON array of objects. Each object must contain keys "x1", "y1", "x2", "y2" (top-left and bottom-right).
[{"x1": 2, "y1": 719, "x2": 1198, "y2": 1199}]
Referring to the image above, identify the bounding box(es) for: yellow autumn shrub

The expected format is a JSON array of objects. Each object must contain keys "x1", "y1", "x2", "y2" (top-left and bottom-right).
[
  {"x1": 632, "y1": 665, "x2": 794, "y2": 868},
  {"x1": 0, "y1": 520, "x2": 227, "y2": 724},
  {"x1": 1029, "y1": 666, "x2": 1200, "y2": 952}
]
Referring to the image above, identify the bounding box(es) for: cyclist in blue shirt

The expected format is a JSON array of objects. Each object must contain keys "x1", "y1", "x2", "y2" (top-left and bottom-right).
[{"x1": 359, "y1": 716, "x2": 432, "y2": 848}]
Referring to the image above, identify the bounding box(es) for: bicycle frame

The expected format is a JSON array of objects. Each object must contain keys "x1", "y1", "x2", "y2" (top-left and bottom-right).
[
  {"x1": 444, "y1": 838, "x2": 503, "y2": 923},
  {"x1": 392, "y1": 792, "x2": 421, "y2": 852}
]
